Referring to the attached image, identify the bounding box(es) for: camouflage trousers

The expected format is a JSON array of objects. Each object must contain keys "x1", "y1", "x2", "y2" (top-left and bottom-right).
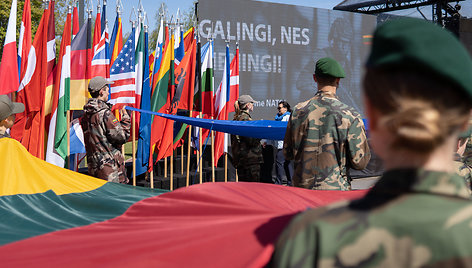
[
  {"x1": 89, "y1": 161, "x2": 129, "y2": 184},
  {"x1": 237, "y1": 164, "x2": 261, "y2": 182}
]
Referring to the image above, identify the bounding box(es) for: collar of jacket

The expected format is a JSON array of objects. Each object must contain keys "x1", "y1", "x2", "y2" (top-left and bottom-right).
[
  {"x1": 315, "y1": 90, "x2": 338, "y2": 99},
  {"x1": 367, "y1": 168, "x2": 470, "y2": 199}
]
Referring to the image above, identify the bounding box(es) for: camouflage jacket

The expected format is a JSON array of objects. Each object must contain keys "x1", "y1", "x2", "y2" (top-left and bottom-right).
[
  {"x1": 231, "y1": 111, "x2": 263, "y2": 167},
  {"x1": 271, "y1": 169, "x2": 472, "y2": 267},
  {"x1": 81, "y1": 99, "x2": 131, "y2": 183},
  {"x1": 454, "y1": 153, "x2": 472, "y2": 195},
  {"x1": 283, "y1": 91, "x2": 370, "y2": 190}
]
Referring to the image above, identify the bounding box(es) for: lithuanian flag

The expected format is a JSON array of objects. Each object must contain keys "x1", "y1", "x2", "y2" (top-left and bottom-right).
[{"x1": 0, "y1": 138, "x2": 166, "y2": 246}]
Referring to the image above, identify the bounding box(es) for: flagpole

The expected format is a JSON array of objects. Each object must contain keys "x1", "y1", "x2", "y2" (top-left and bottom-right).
[
  {"x1": 199, "y1": 111, "x2": 203, "y2": 184},
  {"x1": 164, "y1": 157, "x2": 167, "y2": 177},
  {"x1": 211, "y1": 129, "x2": 215, "y2": 182},
  {"x1": 150, "y1": 169, "x2": 154, "y2": 188},
  {"x1": 186, "y1": 111, "x2": 192, "y2": 186},
  {"x1": 170, "y1": 152, "x2": 174, "y2": 190},
  {"x1": 132, "y1": 110, "x2": 136, "y2": 186},
  {"x1": 66, "y1": 110, "x2": 71, "y2": 169},
  {"x1": 181, "y1": 141, "x2": 184, "y2": 175},
  {"x1": 225, "y1": 153, "x2": 228, "y2": 182}
]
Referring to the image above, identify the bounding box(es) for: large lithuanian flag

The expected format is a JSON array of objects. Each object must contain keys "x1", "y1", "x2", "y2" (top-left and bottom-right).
[{"x1": 0, "y1": 138, "x2": 365, "y2": 267}]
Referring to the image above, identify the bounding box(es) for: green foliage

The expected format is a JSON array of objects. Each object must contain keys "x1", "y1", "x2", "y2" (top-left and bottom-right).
[
  {"x1": 0, "y1": 0, "x2": 43, "y2": 56},
  {"x1": 148, "y1": 2, "x2": 195, "y2": 53}
]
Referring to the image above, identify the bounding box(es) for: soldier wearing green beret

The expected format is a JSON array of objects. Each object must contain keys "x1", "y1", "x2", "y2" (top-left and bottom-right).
[
  {"x1": 271, "y1": 18, "x2": 472, "y2": 267},
  {"x1": 283, "y1": 57, "x2": 371, "y2": 190}
]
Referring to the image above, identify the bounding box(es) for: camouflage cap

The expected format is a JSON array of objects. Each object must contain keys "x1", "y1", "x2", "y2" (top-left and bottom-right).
[
  {"x1": 314, "y1": 57, "x2": 346, "y2": 78},
  {"x1": 88, "y1": 76, "x2": 113, "y2": 93},
  {"x1": 238, "y1": 95, "x2": 256, "y2": 105},
  {"x1": 367, "y1": 17, "x2": 472, "y2": 100},
  {"x1": 0, "y1": 95, "x2": 25, "y2": 121}
]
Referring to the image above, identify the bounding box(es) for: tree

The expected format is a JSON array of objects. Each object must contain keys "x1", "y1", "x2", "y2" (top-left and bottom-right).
[
  {"x1": 0, "y1": 0, "x2": 43, "y2": 56},
  {"x1": 148, "y1": 2, "x2": 195, "y2": 52}
]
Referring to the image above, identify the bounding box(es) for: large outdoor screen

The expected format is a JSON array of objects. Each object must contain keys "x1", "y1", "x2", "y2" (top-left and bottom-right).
[{"x1": 198, "y1": 0, "x2": 377, "y2": 119}]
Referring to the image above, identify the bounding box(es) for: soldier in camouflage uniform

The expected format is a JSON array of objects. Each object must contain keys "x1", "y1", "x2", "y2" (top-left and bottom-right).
[
  {"x1": 231, "y1": 95, "x2": 263, "y2": 182},
  {"x1": 0, "y1": 95, "x2": 24, "y2": 139},
  {"x1": 81, "y1": 77, "x2": 131, "y2": 184},
  {"x1": 271, "y1": 18, "x2": 472, "y2": 267},
  {"x1": 284, "y1": 57, "x2": 370, "y2": 190}
]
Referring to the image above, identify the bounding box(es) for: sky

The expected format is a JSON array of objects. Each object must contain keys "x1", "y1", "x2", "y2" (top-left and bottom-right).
[{"x1": 105, "y1": 0, "x2": 472, "y2": 36}]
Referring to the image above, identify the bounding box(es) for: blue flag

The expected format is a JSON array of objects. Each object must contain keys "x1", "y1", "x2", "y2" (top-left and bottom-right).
[{"x1": 135, "y1": 30, "x2": 152, "y2": 176}]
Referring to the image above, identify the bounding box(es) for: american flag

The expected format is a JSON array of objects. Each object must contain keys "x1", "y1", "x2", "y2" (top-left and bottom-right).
[{"x1": 109, "y1": 27, "x2": 136, "y2": 109}]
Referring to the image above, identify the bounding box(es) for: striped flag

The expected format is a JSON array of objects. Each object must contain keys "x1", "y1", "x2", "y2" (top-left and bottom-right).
[
  {"x1": 151, "y1": 18, "x2": 165, "y2": 92},
  {"x1": 109, "y1": 12, "x2": 123, "y2": 67},
  {"x1": 149, "y1": 35, "x2": 174, "y2": 165},
  {"x1": 196, "y1": 40, "x2": 214, "y2": 117},
  {"x1": 0, "y1": 0, "x2": 19, "y2": 95},
  {"x1": 213, "y1": 44, "x2": 230, "y2": 164},
  {"x1": 70, "y1": 16, "x2": 92, "y2": 110},
  {"x1": 135, "y1": 24, "x2": 145, "y2": 112},
  {"x1": 135, "y1": 28, "x2": 152, "y2": 176},
  {"x1": 109, "y1": 27, "x2": 136, "y2": 109},
  {"x1": 46, "y1": 10, "x2": 71, "y2": 167}
]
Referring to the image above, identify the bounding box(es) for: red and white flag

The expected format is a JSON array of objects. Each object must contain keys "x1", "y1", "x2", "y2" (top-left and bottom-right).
[
  {"x1": 18, "y1": 0, "x2": 31, "y2": 85},
  {"x1": 213, "y1": 45, "x2": 240, "y2": 165},
  {"x1": 0, "y1": 0, "x2": 19, "y2": 95},
  {"x1": 11, "y1": 7, "x2": 50, "y2": 158}
]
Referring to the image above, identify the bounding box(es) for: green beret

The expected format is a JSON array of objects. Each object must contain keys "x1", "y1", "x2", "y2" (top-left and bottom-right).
[
  {"x1": 314, "y1": 57, "x2": 345, "y2": 78},
  {"x1": 367, "y1": 17, "x2": 472, "y2": 100}
]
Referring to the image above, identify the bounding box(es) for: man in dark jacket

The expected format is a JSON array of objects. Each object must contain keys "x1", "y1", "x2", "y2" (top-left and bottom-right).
[{"x1": 81, "y1": 76, "x2": 131, "y2": 183}]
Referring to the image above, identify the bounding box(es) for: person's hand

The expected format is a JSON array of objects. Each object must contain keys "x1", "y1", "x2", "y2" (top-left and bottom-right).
[{"x1": 119, "y1": 107, "x2": 128, "y2": 118}]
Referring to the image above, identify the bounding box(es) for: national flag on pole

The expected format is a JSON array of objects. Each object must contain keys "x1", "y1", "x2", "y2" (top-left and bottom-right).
[
  {"x1": 46, "y1": 10, "x2": 71, "y2": 167},
  {"x1": 0, "y1": 0, "x2": 19, "y2": 95},
  {"x1": 135, "y1": 28, "x2": 152, "y2": 176},
  {"x1": 109, "y1": 27, "x2": 136, "y2": 109},
  {"x1": 91, "y1": 8, "x2": 109, "y2": 79},
  {"x1": 70, "y1": 15, "x2": 92, "y2": 110},
  {"x1": 196, "y1": 40, "x2": 214, "y2": 117},
  {"x1": 135, "y1": 24, "x2": 145, "y2": 112},
  {"x1": 155, "y1": 35, "x2": 176, "y2": 161},
  {"x1": 11, "y1": 7, "x2": 50, "y2": 159},
  {"x1": 101, "y1": 0, "x2": 107, "y2": 35},
  {"x1": 174, "y1": 38, "x2": 196, "y2": 111},
  {"x1": 109, "y1": 12, "x2": 123, "y2": 67},
  {"x1": 44, "y1": 0, "x2": 57, "y2": 119},
  {"x1": 151, "y1": 18, "x2": 165, "y2": 92},
  {"x1": 12, "y1": 0, "x2": 31, "y2": 142},
  {"x1": 18, "y1": 0, "x2": 31, "y2": 83},
  {"x1": 227, "y1": 45, "x2": 240, "y2": 113},
  {"x1": 174, "y1": 24, "x2": 184, "y2": 65},
  {"x1": 213, "y1": 44, "x2": 230, "y2": 164},
  {"x1": 72, "y1": 3, "x2": 79, "y2": 40},
  {"x1": 183, "y1": 27, "x2": 194, "y2": 52},
  {"x1": 149, "y1": 35, "x2": 174, "y2": 166}
]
